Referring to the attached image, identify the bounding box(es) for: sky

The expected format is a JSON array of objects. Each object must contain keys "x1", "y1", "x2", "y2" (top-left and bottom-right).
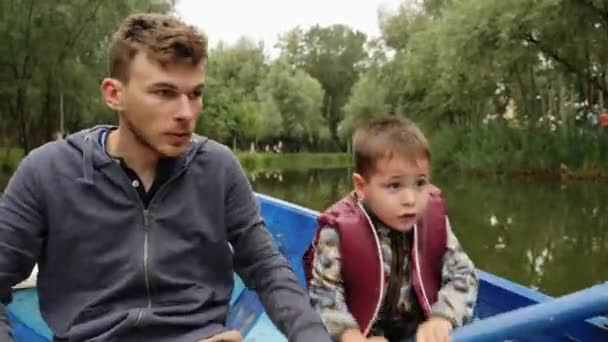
[{"x1": 174, "y1": 0, "x2": 403, "y2": 55}]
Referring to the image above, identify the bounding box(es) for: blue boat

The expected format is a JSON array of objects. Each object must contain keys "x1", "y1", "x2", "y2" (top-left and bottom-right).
[{"x1": 7, "y1": 193, "x2": 608, "y2": 341}]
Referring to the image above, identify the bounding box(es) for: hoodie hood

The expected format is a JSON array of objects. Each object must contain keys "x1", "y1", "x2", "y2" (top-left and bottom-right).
[{"x1": 65, "y1": 125, "x2": 208, "y2": 185}]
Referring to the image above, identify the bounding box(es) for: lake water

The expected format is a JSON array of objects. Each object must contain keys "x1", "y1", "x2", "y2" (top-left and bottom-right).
[
  {"x1": 2, "y1": 166, "x2": 606, "y2": 297},
  {"x1": 249, "y1": 167, "x2": 608, "y2": 297}
]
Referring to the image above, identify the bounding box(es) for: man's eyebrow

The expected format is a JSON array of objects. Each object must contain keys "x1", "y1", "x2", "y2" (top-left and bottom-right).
[
  {"x1": 149, "y1": 82, "x2": 178, "y2": 89},
  {"x1": 149, "y1": 83, "x2": 205, "y2": 91}
]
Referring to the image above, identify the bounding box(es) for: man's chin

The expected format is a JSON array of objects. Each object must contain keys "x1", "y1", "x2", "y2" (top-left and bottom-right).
[{"x1": 157, "y1": 144, "x2": 189, "y2": 158}]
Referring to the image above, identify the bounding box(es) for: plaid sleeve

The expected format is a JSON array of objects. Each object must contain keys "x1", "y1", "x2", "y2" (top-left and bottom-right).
[
  {"x1": 308, "y1": 226, "x2": 360, "y2": 340},
  {"x1": 430, "y1": 217, "x2": 479, "y2": 327}
]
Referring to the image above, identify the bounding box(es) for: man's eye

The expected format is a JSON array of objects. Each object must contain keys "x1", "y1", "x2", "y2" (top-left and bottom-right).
[
  {"x1": 188, "y1": 90, "x2": 202, "y2": 99},
  {"x1": 155, "y1": 89, "x2": 176, "y2": 98}
]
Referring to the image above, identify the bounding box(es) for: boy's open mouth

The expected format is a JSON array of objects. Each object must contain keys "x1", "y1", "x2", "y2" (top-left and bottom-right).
[{"x1": 400, "y1": 213, "x2": 416, "y2": 219}]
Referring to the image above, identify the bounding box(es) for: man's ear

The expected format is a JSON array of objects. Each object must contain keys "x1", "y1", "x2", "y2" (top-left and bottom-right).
[
  {"x1": 352, "y1": 173, "x2": 367, "y2": 200},
  {"x1": 100, "y1": 78, "x2": 125, "y2": 111}
]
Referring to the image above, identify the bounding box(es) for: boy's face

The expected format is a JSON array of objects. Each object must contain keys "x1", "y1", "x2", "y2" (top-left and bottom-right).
[{"x1": 353, "y1": 155, "x2": 431, "y2": 232}]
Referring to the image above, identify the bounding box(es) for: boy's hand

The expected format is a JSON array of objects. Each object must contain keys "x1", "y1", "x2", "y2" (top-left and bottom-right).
[
  {"x1": 415, "y1": 317, "x2": 452, "y2": 342},
  {"x1": 340, "y1": 329, "x2": 388, "y2": 342}
]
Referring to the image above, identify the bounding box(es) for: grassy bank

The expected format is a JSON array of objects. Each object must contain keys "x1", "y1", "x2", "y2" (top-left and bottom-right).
[
  {"x1": 0, "y1": 148, "x2": 24, "y2": 173},
  {"x1": 430, "y1": 124, "x2": 608, "y2": 179},
  {"x1": 1, "y1": 148, "x2": 352, "y2": 174},
  {"x1": 237, "y1": 152, "x2": 351, "y2": 175},
  {"x1": 3, "y1": 126, "x2": 608, "y2": 181}
]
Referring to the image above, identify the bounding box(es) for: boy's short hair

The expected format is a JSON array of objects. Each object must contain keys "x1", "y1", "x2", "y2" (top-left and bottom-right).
[
  {"x1": 353, "y1": 116, "x2": 430, "y2": 178},
  {"x1": 109, "y1": 13, "x2": 208, "y2": 82}
]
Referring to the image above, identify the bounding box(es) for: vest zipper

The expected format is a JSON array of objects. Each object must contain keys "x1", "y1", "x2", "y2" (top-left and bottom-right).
[
  {"x1": 357, "y1": 202, "x2": 385, "y2": 336},
  {"x1": 413, "y1": 224, "x2": 432, "y2": 316}
]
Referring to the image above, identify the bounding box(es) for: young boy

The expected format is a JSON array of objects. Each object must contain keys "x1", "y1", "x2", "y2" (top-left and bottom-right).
[{"x1": 304, "y1": 116, "x2": 478, "y2": 342}]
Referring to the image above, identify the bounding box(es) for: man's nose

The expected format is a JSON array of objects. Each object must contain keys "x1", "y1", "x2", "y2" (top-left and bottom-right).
[{"x1": 175, "y1": 94, "x2": 195, "y2": 120}]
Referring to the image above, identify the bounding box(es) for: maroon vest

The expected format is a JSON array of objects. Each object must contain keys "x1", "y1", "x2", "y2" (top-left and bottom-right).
[{"x1": 303, "y1": 187, "x2": 447, "y2": 335}]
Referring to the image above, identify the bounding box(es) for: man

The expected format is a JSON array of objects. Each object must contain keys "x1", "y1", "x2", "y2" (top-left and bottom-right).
[{"x1": 0, "y1": 13, "x2": 330, "y2": 342}]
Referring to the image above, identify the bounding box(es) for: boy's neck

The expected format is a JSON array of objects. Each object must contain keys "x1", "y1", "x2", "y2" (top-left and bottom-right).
[{"x1": 360, "y1": 200, "x2": 413, "y2": 236}]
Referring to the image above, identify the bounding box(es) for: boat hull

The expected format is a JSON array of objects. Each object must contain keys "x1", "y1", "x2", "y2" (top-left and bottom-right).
[{"x1": 8, "y1": 193, "x2": 608, "y2": 341}]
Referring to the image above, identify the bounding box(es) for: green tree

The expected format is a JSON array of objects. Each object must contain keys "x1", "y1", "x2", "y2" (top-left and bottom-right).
[
  {"x1": 0, "y1": 0, "x2": 172, "y2": 153},
  {"x1": 278, "y1": 25, "x2": 367, "y2": 146},
  {"x1": 256, "y1": 59, "x2": 327, "y2": 150},
  {"x1": 197, "y1": 38, "x2": 268, "y2": 146}
]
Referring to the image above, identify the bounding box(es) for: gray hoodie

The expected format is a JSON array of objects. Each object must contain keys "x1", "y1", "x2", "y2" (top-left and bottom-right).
[{"x1": 0, "y1": 126, "x2": 330, "y2": 341}]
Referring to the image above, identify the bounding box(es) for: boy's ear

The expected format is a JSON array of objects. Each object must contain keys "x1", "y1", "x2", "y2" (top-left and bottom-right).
[{"x1": 352, "y1": 173, "x2": 366, "y2": 200}]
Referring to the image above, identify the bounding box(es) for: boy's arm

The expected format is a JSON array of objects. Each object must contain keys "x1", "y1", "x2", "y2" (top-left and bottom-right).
[
  {"x1": 430, "y1": 217, "x2": 479, "y2": 327},
  {"x1": 308, "y1": 227, "x2": 360, "y2": 341}
]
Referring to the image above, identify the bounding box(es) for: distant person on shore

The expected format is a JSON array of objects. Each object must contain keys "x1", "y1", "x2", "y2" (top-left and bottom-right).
[
  {"x1": 304, "y1": 116, "x2": 478, "y2": 342},
  {"x1": 599, "y1": 109, "x2": 608, "y2": 131},
  {"x1": 0, "y1": 13, "x2": 330, "y2": 342}
]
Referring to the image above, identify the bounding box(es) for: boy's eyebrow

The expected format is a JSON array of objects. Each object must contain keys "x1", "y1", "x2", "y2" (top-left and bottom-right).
[
  {"x1": 385, "y1": 173, "x2": 428, "y2": 181},
  {"x1": 386, "y1": 175, "x2": 408, "y2": 182}
]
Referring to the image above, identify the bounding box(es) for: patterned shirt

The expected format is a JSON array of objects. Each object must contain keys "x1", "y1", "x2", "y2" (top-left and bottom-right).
[{"x1": 308, "y1": 210, "x2": 478, "y2": 341}]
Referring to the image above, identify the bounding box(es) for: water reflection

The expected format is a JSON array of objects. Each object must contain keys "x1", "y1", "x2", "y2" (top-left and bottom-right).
[
  {"x1": 1, "y1": 167, "x2": 605, "y2": 296},
  {"x1": 249, "y1": 168, "x2": 608, "y2": 296}
]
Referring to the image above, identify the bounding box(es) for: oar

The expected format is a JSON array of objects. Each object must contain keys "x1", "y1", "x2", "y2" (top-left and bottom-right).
[{"x1": 450, "y1": 282, "x2": 608, "y2": 341}]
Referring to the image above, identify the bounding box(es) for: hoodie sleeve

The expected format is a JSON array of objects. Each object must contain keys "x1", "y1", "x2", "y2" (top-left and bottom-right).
[
  {"x1": 0, "y1": 303, "x2": 12, "y2": 341},
  {"x1": 223, "y1": 153, "x2": 331, "y2": 342},
  {"x1": 0, "y1": 153, "x2": 46, "y2": 341},
  {"x1": 430, "y1": 217, "x2": 478, "y2": 327}
]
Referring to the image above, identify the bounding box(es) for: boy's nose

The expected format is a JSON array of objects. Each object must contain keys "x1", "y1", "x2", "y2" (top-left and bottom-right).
[{"x1": 401, "y1": 188, "x2": 416, "y2": 207}]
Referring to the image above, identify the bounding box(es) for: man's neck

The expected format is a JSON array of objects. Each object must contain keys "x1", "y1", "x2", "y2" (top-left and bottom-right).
[{"x1": 106, "y1": 127, "x2": 158, "y2": 191}]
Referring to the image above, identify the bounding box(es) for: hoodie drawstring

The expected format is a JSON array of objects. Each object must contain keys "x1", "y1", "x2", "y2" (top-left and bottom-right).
[{"x1": 78, "y1": 135, "x2": 95, "y2": 185}]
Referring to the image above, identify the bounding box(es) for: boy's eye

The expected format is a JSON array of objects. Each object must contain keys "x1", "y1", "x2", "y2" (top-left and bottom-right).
[
  {"x1": 387, "y1": 182, "x2": 401, "y2": 190},
  {"x1": 416, "y1": 179, "x2": 428, "y2": 188}
]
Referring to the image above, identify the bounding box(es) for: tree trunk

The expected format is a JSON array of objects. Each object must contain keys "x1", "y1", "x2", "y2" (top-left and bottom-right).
[
  {"x1": 529, "y1": 66, "x2": 540, "y2": 117},
  {"x1": 558, "y1": 75, "x2": 567, "y2": 131}
]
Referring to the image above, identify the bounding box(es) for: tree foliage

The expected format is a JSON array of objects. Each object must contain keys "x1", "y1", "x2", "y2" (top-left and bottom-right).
[
  {"x1": 0, "y1": 0, "x2": 172, "y2": 152},
  {"x1": 4, "y1": 0, "x2": 608, "y2": 161}
]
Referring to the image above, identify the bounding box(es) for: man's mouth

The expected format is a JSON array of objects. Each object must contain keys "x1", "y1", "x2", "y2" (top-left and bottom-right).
[{"x1": 165, "y1": 132, "x2": 192, "y2": 144}]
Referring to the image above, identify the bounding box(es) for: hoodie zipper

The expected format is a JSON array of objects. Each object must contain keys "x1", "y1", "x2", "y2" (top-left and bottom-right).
[
  {"x1": 130, "y1": 166, "x2": 189, "y2": 327},
  {"x1": 134, "y1": 209, "x2": 152, "y2": 326},
  {"x1": 143, "y1": 209, "x2": 152, "y2": 307},
  {"x1": 96, "y1": 132, "x2": 200, "y2": 327}
]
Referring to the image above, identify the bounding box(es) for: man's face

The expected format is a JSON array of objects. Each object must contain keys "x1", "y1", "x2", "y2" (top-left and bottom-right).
[{"x1": 107, "y1": 52, "x2": 205, "y2": 158}]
